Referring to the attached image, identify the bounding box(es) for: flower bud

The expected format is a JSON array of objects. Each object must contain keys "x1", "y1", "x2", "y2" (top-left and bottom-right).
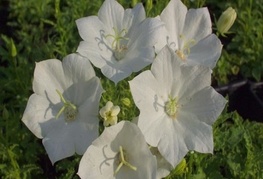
[
  {"x1": 121, "y1": 97, "x2": 131, "y2": 107},
  {"x1": 174, "y1": 158, "x2": 187, "y2": 175},
  {"x1": 217, "y1": 7, "x2": 237, "y2": 36},
  {"x1": 10, "y1": 39, "x2": 17, "y2": 57},
  {"x1": 132, "y1": 0, "x2": 138, "y2": 7}
]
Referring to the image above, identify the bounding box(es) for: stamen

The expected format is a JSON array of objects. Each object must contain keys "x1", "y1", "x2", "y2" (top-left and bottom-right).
[
  {"x1": 176, "y1": 50, "x2": 186, "y2": 61},
  {"x1": 114, "y1": 146, "x2": 137, "y2": 176},
  {"x1": 105, "y1": 27, "x2": 129, "y2": 61},
  {"x1": 165, "y1": 95, "x2": 178, "y2": 119},
  {"x1": 55, "y1": 89, "x2": 78, "y2": 122},
  {"x1": 176, "y1": 35, "x2": 196, "y2": 61}
]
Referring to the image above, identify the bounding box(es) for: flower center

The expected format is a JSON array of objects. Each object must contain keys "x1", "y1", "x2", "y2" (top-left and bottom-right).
[
  {"x1": 176, "y1": 35, "x2": 196, "y2": 61},
  {"x1": 114, "y1": 146, "x2": 137, "y2": 176},
  {"x1": 114, "y1": 45, "x2": 128, "y2": 61},
  {"x1": 105, "y1": 111, "x2": 113, "y2": 120},
  {"x1": 164, "y1": 95, "x2": 178, "y2": 119},
  {"x1": 106, "y1": 28, "x2": 129, "y2": 61},
  {"x1": 56, "y1": 89, "x2": 78, "y2": 122}
]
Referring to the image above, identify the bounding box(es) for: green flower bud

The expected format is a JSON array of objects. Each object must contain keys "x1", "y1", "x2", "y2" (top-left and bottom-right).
[
  {"x1": 174, "y1": 158, "x2": 187, "y2": 175},
  {"x1": 10, "y1": 39, "x2": 17, "y2": 57},
  {"x1": 132, "y1": 0, "x2": 138, "y2": 7},
  {"x1": 217, "y1": 7, "x2": 237, "y2": 36},
  {"x1": 2, "y1": 106, "x2": 9, "y2": 119},
  {"x1": 121, "y1": 98, "x2": 131, "y2": 107}
]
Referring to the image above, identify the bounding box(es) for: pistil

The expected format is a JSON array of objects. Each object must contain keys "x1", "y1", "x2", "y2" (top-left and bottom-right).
[
  {"x1": 56, "y1": 89, "x2": 78, "y2": 122},
  {"x1": 114, "y1": 146, "x2": 137, "y2": 176}
]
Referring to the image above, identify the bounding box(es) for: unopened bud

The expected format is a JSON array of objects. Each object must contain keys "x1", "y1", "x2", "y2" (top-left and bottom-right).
[
  {"x1": 121, "y1": 98, "x2": 131, "y2": 107},
  {"x1": 132, "y1": 0, "x2": 138, "y2": 7},
  {"x1": 217, "y1": 7, "x2": 237, "y2": 36},
  {"x1": 174, "y1": 158, "x2": 187, "y2": 175},
  {"x1": 10, "y1": 39, "x2": 17, "y2": 57}
]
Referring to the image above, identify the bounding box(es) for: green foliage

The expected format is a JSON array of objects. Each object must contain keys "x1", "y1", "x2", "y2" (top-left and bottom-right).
[
  {"x1": 167, "y1": 110, "x2": 263, "y2": 179},
  {"x1": 0, "y1": 0, "x2": 262, "y2": 178},
  {"x1": 210, "y1": 0, "x2": 263, "y2": 84}
]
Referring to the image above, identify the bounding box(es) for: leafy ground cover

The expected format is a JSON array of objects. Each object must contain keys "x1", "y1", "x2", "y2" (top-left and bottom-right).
[{"x1": 0, "y1": 0, "x2": 262, "y2": 178}]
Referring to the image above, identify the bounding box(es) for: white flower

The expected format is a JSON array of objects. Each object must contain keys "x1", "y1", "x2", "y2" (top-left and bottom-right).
[
  {"x1": 99, "y1": 101, "x2": 120, "y2": 126},
  {"x1": 76, "y1": 0, "x2": 164, "y2": 84},
  {"x1": 22, "y1": 53, "x2": 103, "y2": 164},
  {"x1": 77, "y1": 121, "x2": 157, "y2": 179},
  {"x1": 155, "y1": 0, "x2": 222, "y2": 69},
  {"x1": 129, "y1": 46, "x2": 227, "y2": 167}
]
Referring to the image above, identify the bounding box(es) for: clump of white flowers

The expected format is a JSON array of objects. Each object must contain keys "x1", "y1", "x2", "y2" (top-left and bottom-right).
[{"x1": 22, "y1": 0, "x2": 228, "y2": 178}]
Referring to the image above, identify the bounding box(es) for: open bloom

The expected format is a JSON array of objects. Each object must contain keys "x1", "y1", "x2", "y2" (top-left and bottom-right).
[
  {"x1": 22, "y1": 53, "x2": 103, "y2": 164},
  {"x1": 155, "y1": 0, "x2": 222, "y2": 69},
  {"x1": 76, "y1": 0, "x2": 164, "y2": 84},
  {"x1": 78, "y1": 121, "x2": 157, "y2": 179},
  {"x1": 99, "y1": 101, "x2": 120, "y2": 126},
  {"x1": 129, "y1": 46, "x2": 227, "y2": 167}
]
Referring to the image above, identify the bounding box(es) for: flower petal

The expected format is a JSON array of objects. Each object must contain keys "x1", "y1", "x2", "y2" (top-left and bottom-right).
[
  {"x1": 76, "y1": 16, "x2": 113, "y2": 68},
  {"x1": 42, "y1": 121, "x2": 79, "y2": 164},
  {"x1": 62, "y1": 53, "x2": 95, "y2": 84},
  {"x1": 150, "y1": 147, "x2": 173, "y2": 179},
  {"x1": 22, "y1": 94, "x2": 59, "y2": 138},
  {"x1": 78, "y1": 143, "x2": 115, "y2": 179},
  {"x1": 151, "y1": 46, "x2": 181, "y2": 98},
  {"x1": 77, "y1": 77, "x2": 104, "y2": 118},
  {"x1": 77, "y1": 41, "x2": 113, "y2": 69},
  {"x1": 98, "y1": 0, "x2": 124, "y2": 30},
  {"x1": 187, "y1": 34, "x2": 223, "y2": 69},
  {"x1": 33, "y1": 59, "x2": 66, "y2": 104},
  {"x1": 106, "y1": 101, "x2": 114, "y2": 109},
  {"x1": 100, "y1": 62, "x2": 131, "y2": 84},
  {"x1": 156, "y1": 117, "x2": 188, "y2": 167},
  {"x1": 76, "y1": 16, "x2": 106, "y2": 43},
  {"x1": 176, "y1": 111, "x2": 214, "y2": 153},
  {"x1": 123, "y1": 3, "x2": 145, "y2": 32},
  {"x1": 74, "y1": 116, "x2": 100, "y2": 155},
  {"x1": 174, "y1": 64, "x2": 211, "y2": 103},
  {"x1": 121, "y1": 46, "x2": 154, "y2": 72},
  {"x1": 160, "y1": 0, "x2": 187, "y2": 49},
  {"x1": 129, "y1": 70, "x2": 164, "y2": 118},
  {"x1": 181, "y1": 86, "x2": 227, "y2": 125},
  {"x1": 111, "y1": 106, "x2": 120, "y2": 116},
  {"x1": 182, "y1": 8, "x2": 212, "y2": 44},
  {"x1": 129, "y1": 17, "x2": 164, "y2": 48},
  {"x1": 129, "y1": 71, "x2": 166, "y2": 147}
]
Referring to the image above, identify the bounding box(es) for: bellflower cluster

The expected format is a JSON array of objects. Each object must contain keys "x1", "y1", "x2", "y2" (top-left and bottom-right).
[{"x1": 22, "y1": 0, "x2": 227, "y2": 178}]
